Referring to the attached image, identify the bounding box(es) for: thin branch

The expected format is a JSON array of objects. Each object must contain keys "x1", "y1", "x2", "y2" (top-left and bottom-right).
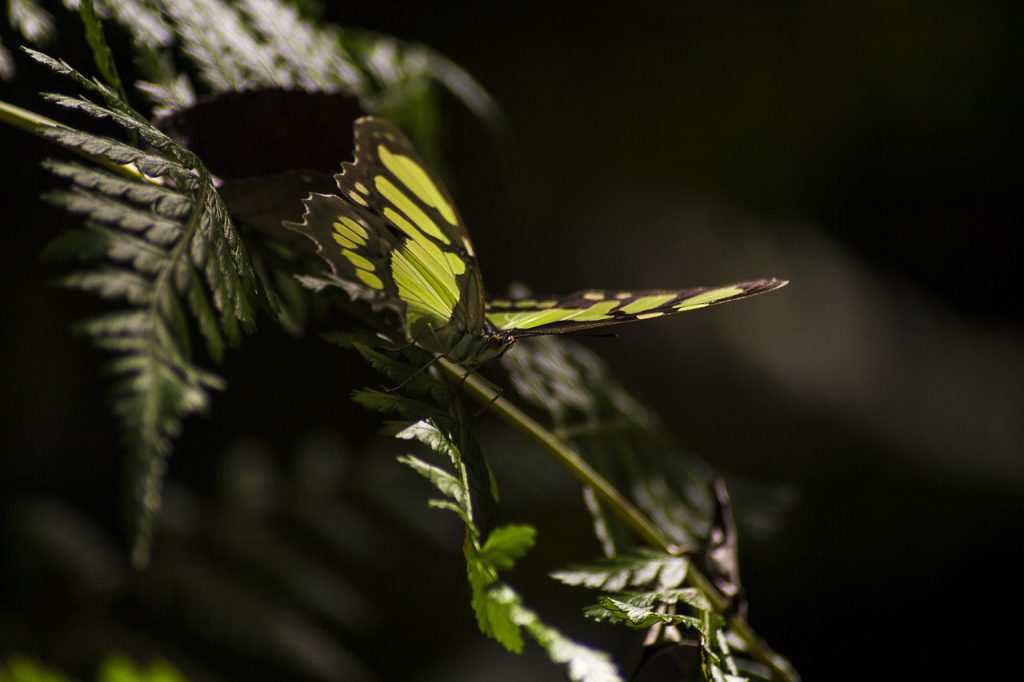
[
  {"x1": 439, "y1": 358, "x2": 677, "y2": 553},
  {"x1": 439, "y1": 358, "x2": 801, "y2": 682},
  {"x1": 0, "y1": 98, "x2": 144, "y2": 179}
]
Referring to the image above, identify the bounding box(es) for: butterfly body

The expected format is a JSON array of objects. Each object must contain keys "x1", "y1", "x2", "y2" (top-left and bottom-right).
[
  {"x1": 420, "y1": 320, "x2": 513, "y2": 365},
  {"x1": 286, "y1": 117, "x2": 786, "y2": 365}
]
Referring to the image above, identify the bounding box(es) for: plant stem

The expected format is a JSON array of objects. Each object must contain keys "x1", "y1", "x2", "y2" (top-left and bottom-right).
[
  {"x1": 439, "y1": 357, "x2": 800, "y2": 682},
  {"x1": 439, "y1": 358, "x2": 678, "y2": 553},
  {"x1": 0, "y1": 98, "x2": 143, "y2": 179}
]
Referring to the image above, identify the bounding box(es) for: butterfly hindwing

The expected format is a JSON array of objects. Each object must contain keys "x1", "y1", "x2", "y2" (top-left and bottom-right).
[
  {"x1": 485, "y1": 279, "x2": 786, "y2": 336},
  {"x1": 286, "y1": 117, "x2": 487, "y2": 346},
  {"x1": 335, "y1": 118, "x2": 487, "y2": 334},
  {"x1": 291, "y1": 190, "x2": 398, "y2": 298}
]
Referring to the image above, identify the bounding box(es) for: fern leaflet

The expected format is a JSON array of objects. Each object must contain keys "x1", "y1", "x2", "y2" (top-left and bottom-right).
[
  {"x1": 396, "y1": 420, "x2": 623, "y2": 682},
  {"x1": 506, "y1": 336, "x2": 796, "y2": 680}
]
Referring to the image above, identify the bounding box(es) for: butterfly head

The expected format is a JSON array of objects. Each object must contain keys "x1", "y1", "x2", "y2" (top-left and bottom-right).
[{"x1": 460, "y1": 327, "x2": 515, "y2": 365}]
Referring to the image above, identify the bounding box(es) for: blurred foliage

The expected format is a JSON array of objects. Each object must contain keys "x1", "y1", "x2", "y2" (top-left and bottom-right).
[
  {"x1": 0, "y1": 653, "x2": 185, "y2": 682},
  {"x1": 2, "y1": 431, "x2": 379, "y2": 680}
]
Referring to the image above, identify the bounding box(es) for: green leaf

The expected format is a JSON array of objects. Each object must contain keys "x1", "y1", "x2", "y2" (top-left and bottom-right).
[
  {"x1": 396, "y1": 454, "x2": 472, "y2": 530},
  {"x1": 552, "y1": 550, "x2": 690, "y2": 592},
  {"x1": 503, "y1": 336, "x2": 795, "y2": 679},
  {"x1": 470, "y1": 580, "x2": 524, "y2": 653},
  {"x1": 395, "y1": 419, "x2": 462, "y2": 471},
  {"x1": 36, "y1": 125, "x2": 184, "y2": 179},
  {"x1": 45, "y1": 188, "x2": 183, "y2": 240},
  {"x1": 517, "y1": 612, "x2": 622, "y2": 682},
  {"x1": 42, "y1": 160, "x2": 191, "y2": 217},
  {"x1": 158, "y1": 0, "x2": 281, "y2": 91},
  {"x1": 63, "y1": 268, "x2": 153, "y2": 304},
  {"x1": 350, "y1": 342, "x2": 446, "y2": 402},
  {"x1": 0, "y1": 655, "x2": 71, "y2": 682},
  {"x1": 97, "y1": 653, "x2": 186, "y2": 682},
  {"x1": 79, "y1": 0, "x2": 127, "y2": 99},
  {"x1": 584, "y1": 596, "x2": 704, "y2": 632},
  {"x1": 617, "y1": 587, "x2": 711, "y2": 612},
  {"x1": 394, "y1": 421, "x2": 620, "y2": 681},
  {"x1": 479, "y1": 524, "x2": 536, "y2": 571}
]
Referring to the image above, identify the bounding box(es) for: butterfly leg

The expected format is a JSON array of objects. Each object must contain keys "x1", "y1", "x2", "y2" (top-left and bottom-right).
[
  {"x1": 454, "y1": 364, "x2": 476, "y2": 391},
  {"x1": 381, "y1": 325, "x2": 430, "y2": 354},
  {"x1": 468, "y1": 379, "x2": 505, "y2": 426},
  {"x1": 382, "y1": 354, "x2": 440, "y2": 392}
]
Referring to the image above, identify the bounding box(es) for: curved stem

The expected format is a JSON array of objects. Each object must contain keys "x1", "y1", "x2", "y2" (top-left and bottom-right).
[
  {"x1": 439, "y1": 358, "x2": 800, "y2": 682},
  {"x1": 0, "y1": 98, "x2": 143, "y2": 179},
  {"x1": 439, "y1": 358, "x2": 677, "y2": 553}
]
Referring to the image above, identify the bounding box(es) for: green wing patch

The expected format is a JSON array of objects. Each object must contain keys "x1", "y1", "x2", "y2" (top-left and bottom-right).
[
  {"x1": 289, "y1": 190, "x2": 396, "y2": 295},
  {"x1": 485, "y1": 279, "x2": 787, "y2": 336}
]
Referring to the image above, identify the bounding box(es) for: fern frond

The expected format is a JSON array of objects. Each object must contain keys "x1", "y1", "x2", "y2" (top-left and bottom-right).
[
  {"x1": 551, "y1": 550, "x2": 691, "y2": 592},
  {"x1": 575, "y1": 578, "x2": 756, "y2": 679},
  {"x1": 351, "y1": 389, "x2": 450, "y2": 424},
  {"x1": 508, "y1": 338, "x2": 787, "y2": 680},
  {"x1": 583, "y1": 595, "x2": 706, "y2": 631},
  {"x1": 71, "y1": 0, "x2": 511, "y2": 154},
  {"x1": 136, "y1": 71, "x2": 196, "y2": 115},
  {"x1": 39, "y1": 91, "x2": 192, "y2": 164},
  {"x1": 0, "y1": 41, "x2": 12, "y2": 80},
  {"x1": 157, "y1": 0, "x2": 285, "y2": 91},
  {"x1": 35, "y1": 51, "x2": 258, "y2": 566},
  {"x1": 396, "y1": 421, "x2": 622, "y2": 682},
  {"x1": 43, "y1": 160, "x2": 191, "y2": 215},
  {"x1": 237, "y1": 0, "x2": 364, "y2": 92},
  {"x1": 46, "y1": 187, "x2": 184, "y2": 240},
  {"x1": 35, "y1": 124, "x2": 181, "y2": 177},
  {"x1": 100, "y1": 0, "x2": 174, "y2": 48},
  {"x1": 79, "y1": 0, "x2": 127, "y2": 100}
]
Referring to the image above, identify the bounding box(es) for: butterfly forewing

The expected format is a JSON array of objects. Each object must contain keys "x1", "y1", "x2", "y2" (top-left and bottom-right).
[
  {"x1": 485, "y1": 279, "x2": 787, "y2": 336},
  {"x1": 339, "y1": 119, "x2": 486, "y2": 333}
]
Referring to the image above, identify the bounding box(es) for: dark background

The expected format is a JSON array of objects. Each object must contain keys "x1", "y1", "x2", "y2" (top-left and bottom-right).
[{"x1": 2, "y1": 2, "x2": 1023, "y2": 680}]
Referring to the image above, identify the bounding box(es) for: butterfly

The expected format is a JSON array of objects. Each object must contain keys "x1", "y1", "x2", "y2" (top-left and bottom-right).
[{"x1": 285, "y1": 117, "x2": 787, "y2": 365}]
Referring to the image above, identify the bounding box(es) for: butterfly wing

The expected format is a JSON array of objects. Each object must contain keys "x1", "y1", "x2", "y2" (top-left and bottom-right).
[
  {"x1": 286, "y1": 117, "x2": 487, "y2": 345},
  {"x1": 287, "y1": 189, "x2": 398, "y2": 298},
  {"x1": 485, "y1": 279, "x2": 787, "y2": 337}
]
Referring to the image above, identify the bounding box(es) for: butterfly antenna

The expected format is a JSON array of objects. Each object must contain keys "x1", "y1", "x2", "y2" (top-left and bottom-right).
[
  {"x1": 568, "y1": 332, "x2": 618, "y2": 339},
  {"x1": 494, "y1": 339, "x2": 516, "y2": 361}
]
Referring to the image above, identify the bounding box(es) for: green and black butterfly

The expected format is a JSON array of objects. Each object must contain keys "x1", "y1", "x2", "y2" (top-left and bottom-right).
[{"x1": 286, "y1": 117, "x2": 787, "y2": 364}]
